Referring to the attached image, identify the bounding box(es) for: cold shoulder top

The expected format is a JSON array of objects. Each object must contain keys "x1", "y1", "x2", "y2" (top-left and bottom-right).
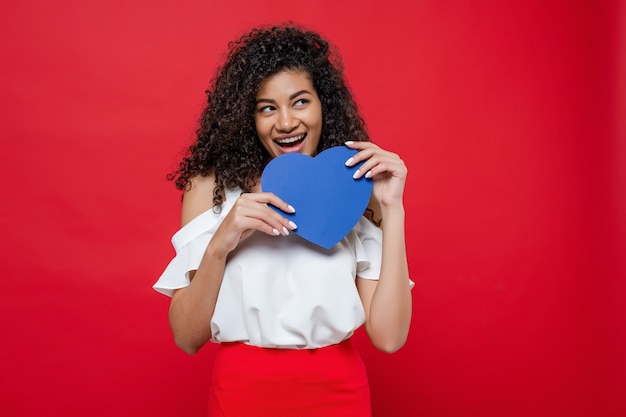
[{"x1": 153, "y1": 188, "x2": 384, "y2": 349}]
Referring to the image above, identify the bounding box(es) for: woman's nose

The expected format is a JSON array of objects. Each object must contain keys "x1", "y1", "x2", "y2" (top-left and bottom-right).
[{"x1": 276, "y1": 109, "x2": 298, "y2": 131}]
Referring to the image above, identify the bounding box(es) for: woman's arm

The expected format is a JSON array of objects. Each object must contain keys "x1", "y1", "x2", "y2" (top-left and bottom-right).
[
  {"x1": 168, "y1": 175, "x2": 296, "y2": 354},
  {"x1": 346, "y1": 141, "x2": 412, "y2": 353}
]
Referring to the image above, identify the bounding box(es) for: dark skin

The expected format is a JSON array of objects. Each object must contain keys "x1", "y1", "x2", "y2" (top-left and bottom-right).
[{"x1": 168, "y1": 71, "x2": 411, "y2": 355}]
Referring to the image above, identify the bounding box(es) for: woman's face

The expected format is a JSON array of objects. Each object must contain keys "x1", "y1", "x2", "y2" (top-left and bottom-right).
[{"x1": 255, "y1": 70, "x2": 322, "y2": 158}]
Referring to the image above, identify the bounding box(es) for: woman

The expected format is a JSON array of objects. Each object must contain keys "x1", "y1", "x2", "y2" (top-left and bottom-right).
[{"x1": 154, "y1": 24, "x2": 412, "y2": 416}]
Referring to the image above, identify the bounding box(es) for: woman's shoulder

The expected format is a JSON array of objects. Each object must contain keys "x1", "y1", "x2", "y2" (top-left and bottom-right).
[{"x1": 181, "y1": 174, "x2": 218, "y2": 227}]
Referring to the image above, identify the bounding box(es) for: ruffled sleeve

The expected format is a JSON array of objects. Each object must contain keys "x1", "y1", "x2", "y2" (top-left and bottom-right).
[
  {"x1": 153, "y1": 187, "x2": 247, "y2": 297},
  {"x1": 353, "y1": 217, "x2": 414, "y2": 288},
  {"x1": 152, "y1": 207, "x2": 225, "y2": 297},
  {"x1": 353, "y1": 217, "x2": 383, "y2": 280}
]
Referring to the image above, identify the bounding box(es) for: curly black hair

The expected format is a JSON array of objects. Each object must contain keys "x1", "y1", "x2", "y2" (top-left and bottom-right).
[{"x1": 169, "y1": 23, "x2": 370, "y2": 206}]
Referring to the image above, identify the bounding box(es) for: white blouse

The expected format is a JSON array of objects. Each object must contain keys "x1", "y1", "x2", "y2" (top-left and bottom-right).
[{"x1": 153, "y1": 187, "x2": 383, "y2": 349}]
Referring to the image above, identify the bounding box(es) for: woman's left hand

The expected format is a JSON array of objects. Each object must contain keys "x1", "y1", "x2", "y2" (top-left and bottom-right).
[{"x1": 344, "y1": 141, "x2": 407, "y2": 208}]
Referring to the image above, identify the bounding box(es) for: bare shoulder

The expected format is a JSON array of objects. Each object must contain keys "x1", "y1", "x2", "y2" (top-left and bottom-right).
[{"x1": 181, "y1": 174, "x2": 218, "y2": 227}]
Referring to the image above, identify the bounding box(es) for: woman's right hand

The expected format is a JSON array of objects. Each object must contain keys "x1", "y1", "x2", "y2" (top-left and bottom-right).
[
  {"x1": 209, "y1": 192, "x2": 297, "y2": 257},
  {"x1": 171, "y1": 178, "x2": 298, "y2": 354}
]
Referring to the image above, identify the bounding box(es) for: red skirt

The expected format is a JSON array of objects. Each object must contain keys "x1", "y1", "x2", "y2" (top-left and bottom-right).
[{"x1": 207, "y1": 338, "x2": 372, "y2": 417}]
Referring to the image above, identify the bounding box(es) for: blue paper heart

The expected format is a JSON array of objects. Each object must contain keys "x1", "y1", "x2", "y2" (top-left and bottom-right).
[{"x1": 261, "y1": 146, "x2": 372, "y2": 249}]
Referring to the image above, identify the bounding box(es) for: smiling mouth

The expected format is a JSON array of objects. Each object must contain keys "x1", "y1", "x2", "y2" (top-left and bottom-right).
[{"x1": 275, "y1": 133, "x2": 306, "y2": 148}]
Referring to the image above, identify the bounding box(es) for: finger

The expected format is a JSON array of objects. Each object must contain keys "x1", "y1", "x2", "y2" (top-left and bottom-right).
[
  {"x1": 344, "y1": 144, "x2": 396, "y2": 168},
  {"x1": 344, "y1": 140, "x2": 378, "y2": 151},
  {"x1": 241, "y1": 192, "x2": 296, "y2": 215},
  {"x1": 234, "y1": 195, "x2": 297, "y2": 234},
  {"x1": 354, "y1": 154, "x2": 406, "y2": 180},
  {"x1": 242, "y1": 192, "x2": 298, "y2": 232},
  {"x1": 347, "y1": 149, "x2": 386, "y2": 178},
  {"x1": 245, "y1": 217, "x2": 290, "y2": 237}
]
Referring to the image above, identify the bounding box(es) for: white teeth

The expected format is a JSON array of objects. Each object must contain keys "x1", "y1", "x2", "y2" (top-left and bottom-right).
[{"x1": 276, "y1": 134, "x2": 305, "y2": 145}]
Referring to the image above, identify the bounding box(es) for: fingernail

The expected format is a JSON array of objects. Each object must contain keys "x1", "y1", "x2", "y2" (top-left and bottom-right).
[
  {"x1": 272, "y1": 228, "x2": 280, "y2": 235},
  {"x1": 353, "y1": 169, "x2": 360, "y2": 179},
  {"x1": 287, "y1": 204, "x2": 296, "y2": 213},
  {"x1": 365, "y1": 170, "x2": 372, "y2": 178},
  {"x1": 282, "y1": 226, "x2": 289, "y2": 235},
  {"x1": 345, "y1": 157, "x2": 353, "y2": 166},
  {"x1": 289, "y1": 220, "x2": 298, "y2": 230},
  {"x1": 345, "y1": 141, "x2": 354, "y2": 145}
]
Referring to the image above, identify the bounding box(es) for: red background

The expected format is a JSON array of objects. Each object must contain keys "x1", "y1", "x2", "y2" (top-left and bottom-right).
[{"x1": 1, "y1": 1, "x2": 624, "y2": 416}]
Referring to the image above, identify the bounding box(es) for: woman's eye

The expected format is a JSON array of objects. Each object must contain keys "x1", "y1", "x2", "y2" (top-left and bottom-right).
[
  {"x1": 294, "y1": 99, "x2": 309, "y2": 107},
  {"x1": 258, "y1": 106, "x2": 275, "y2": 114}
]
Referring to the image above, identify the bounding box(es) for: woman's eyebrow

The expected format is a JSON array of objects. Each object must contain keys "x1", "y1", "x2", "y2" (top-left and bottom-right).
[
  {"x1": 256, "y1": 90, "x2": 311, "y2": 103},
  {"x1": 256, "y1": 90, "x2": 312, "y2": 104},
  {"x1": 289, "y1": 89, "x2": 312, "y2": 100}
]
